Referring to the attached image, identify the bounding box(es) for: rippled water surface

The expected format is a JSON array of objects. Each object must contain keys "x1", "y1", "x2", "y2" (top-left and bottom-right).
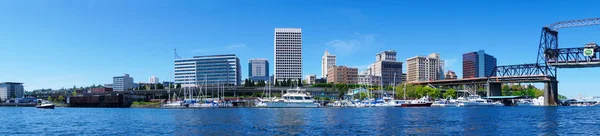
[{"x1": 1, "y1": 107, "x2": 600, "y2": 135}]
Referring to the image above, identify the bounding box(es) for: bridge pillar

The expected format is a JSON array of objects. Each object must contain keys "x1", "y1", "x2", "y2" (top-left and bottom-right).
[
  {"x1": 486, "y1": 82, "x2": 502, "y2": 97},
  {"x1": 544, "y1": 79, "x2": 559, "y2": 106}
]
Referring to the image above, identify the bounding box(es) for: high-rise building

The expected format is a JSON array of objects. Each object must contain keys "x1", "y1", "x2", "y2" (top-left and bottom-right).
[
  {"x1": 0, "y1": 82, "x2": 24, "y2": 101},
  {"x1": 463, "y1": 50, "x2": 497, "y2": 78},
  {"x1": 274, "y1": 28, "x2": 302, "y2": 82},
  {"x1": 113, "y1": 74, "x2": 134, "y2": 91},
  {"x1": 406, "y1": 53, "x2": 445, "y2": 82},
  {"x1": 370, "y1": 50, "x2": 402, "y2": 86},
  {"x1": 304, "y1": 74, "x2": 316, "y2": 85},
  {"x1": 376, "y1": 50, "x2": 397, "y2": 62},
  {"x1": 248, "y1": 59, "x2": 269, "y2": 81},
  {"x1": 445, "y1": 70, "x2": 457, "y2": 80},
  {"x1": 149, "y1": 76, "x2": 159, "y2": 84},
  {"x1": 321, "y1": 50, "x2": 336, "y2": 78},
  {"x1": 401, "y1": 73, "x2": 407, "y2": 83},
  {"x1": 327, "y1": 66, "x2": 359, "y2": 84},
  {"x1": 358, "y1": 74, "x2": 381, "y2": 86},
  {"x1": 174, "y1": 54, "x2": 242, "y2": 87}
]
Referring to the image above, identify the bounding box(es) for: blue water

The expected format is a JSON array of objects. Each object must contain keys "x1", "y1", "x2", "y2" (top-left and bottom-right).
[{"x1": 1, "y1": 107, "x2": 600, "y2": 135}]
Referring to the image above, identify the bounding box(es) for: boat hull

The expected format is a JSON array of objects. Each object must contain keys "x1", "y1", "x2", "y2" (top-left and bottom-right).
[
  {"x1": 397, "y1": 103, "x2": 433, "y2": 107},
  {"x1": 36, "y1": 105, "x2": 55, "y2": 109},
  {"x1": 256, "y1": 102, "x2": 319, "y2": 108}
]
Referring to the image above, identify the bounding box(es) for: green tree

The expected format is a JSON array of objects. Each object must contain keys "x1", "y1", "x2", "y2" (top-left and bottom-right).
[
  {"x1": 57, "y1": 95, "x2": 65, "y2": 103},
  {"x1": 427, "y1": 87, "x2": 441, "y2": 98},
  {"x1": 358, "y1": 92, "x2": 369, "y2": 100},
  {"x1": 558, "y1": 94, "x2": 568, "y2": 99},
  {"x1": 72, "y1": 91, "x2": 78, "y2": 96},
  {"x1": 150, "y1": 84, "x2": 155, "y2": 90},
  {"x1": 157, "y1": 83, "x2": 164, "y2": 89},
  {"x1": 176, "y1": 84, "x2": 181, "y2": 89},
  {"x1": 47, "y1": 96, "x2": 53, "y2": 101},
  {"x1": 443, "y1": 89, "x2": 457, "y2": 99}
]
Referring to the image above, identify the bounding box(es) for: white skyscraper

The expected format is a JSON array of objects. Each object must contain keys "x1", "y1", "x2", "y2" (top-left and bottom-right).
[
  {"x1": 149, "y1": 76, "x2": 159, "y2": 84},
  {"x1": 274, "y1": 28, "x2": 302, "y2": 82},
  {"x1": 406, "y1": 53, "x2": 445, "y2": 82},
  {"x1": 321, "y1": 50, "x2": 336, "y2": 78}
]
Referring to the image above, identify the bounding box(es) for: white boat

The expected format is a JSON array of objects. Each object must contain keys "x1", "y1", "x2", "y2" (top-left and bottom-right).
[
  {"x1": 516, "y1": 99, "x2": 535, "y2": 106},
  {"x1": 456, "y1": 95, "x2": 503, "y2": 107},
  {"x1": 36, "y1": 101, "x2": 55, "y2": 109},
  {"x1": 161, "y1": 101, "x2": 186, "y2": 108},
  {"x1": 255, "y1": 87, "x2": 320, "y2": 108},
  {"x1": 374, "y1": 97, "x2": 396, "y2": 107},
  {"x1": 431, "y1": 99, "x2": 458, "y2": 107}
]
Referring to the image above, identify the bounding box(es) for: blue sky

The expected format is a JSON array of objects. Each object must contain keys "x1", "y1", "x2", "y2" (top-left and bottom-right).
[{"x1": 0, "y1": 1, "x2": 598, "y2": 98}]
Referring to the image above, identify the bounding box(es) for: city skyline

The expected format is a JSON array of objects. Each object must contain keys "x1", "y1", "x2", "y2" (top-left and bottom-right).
[{"x1": 0, "y1": 1, "x2": 599, "y2": 98}]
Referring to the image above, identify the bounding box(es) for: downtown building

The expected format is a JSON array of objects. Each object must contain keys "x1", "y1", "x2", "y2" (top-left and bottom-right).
[
  {"x1": 358, "y1": 70, "x2": 382, "y2": 86},
  {"x1": 406, "y1": 53, "x2": 445, "y2": 82},
  {"x1": 445, "y1": 70, "x2": 457, "y2": 80},
  {"x1": 304, "y1": 74, "x2": 316, "y2": 85},
  {"x1": 174, "y1": 54, "x2": 242, "y2": 87},
  {"x1": 113, "y1": 74, "x2": 134, "y2": 91},
  {"x1": 463, "y1": 50, "x2": 497, "y2": 78},
  {"x1": 327, "y1": 66, "x2": 359, "y2": 84},
  {"x1": 0, "y1": 82, "x2": 24, "y2": 101},
  {"x1": 149, "y1": 76, "x2": 159, "y2": 84},
  {"x1": 274, "y1": 28, "x2": 302, "y2": 82},
  {"x1": 368, "y1": 50, "x2": 403, "y2": 86},
  {"x1": 321, "y1": 50, "x2": 336, "y2": 78},
  {"x1": 248, "y1": 58, "x2": 269, "y2": 82}
]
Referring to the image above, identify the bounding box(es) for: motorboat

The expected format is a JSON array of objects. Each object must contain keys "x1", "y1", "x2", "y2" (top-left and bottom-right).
[
  {"x1": 396, "y1": 96, "x2": 433, "y2": 107},
  {"x1": 456, "y1": 95, "x2": 503, "y2": 107},
  {"x1": 36, "y1": 101, "x2": 55, "y2": 109},
  {"x1": 431, "y1": 99, "x2": 458, "y2": 107},
  {"x1": 189, "y1": 100, "x2": 217, "y2": 108},
  {"x1": 161, "y1": 101, "x2": 187, "y2": 108},
  {"x1": 255, "y1": 87, "x2": 320, "y2": 108},
  {"x1": 516, "y1": 99, "x2": 535, "y2": 106},
  {"x1": 374, "y1": 97, "x2": 395, "y2": 107}
]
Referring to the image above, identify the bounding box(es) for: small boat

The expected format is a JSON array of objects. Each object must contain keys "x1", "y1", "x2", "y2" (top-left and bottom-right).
[
  {"x1": 431, "y1": 99, "x2": 458, "y2": 107},
  {"x1": 36, "y1": 101, "x2": 55, "y2": 109},
  {"x1": 396, "y1": 96, "x2": 433, "y2": 107},
  {"x1": 161, "y1": 101, "x2": 187, "y2": 108}
]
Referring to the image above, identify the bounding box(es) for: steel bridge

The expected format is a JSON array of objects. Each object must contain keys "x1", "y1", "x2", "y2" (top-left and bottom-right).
[{"x1": 411, "y1": 18, "x2": 600, "y2": 106}]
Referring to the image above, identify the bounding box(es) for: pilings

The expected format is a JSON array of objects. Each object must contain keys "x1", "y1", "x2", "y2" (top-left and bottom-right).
[
  {"x1": 544, "y1": 79, "x2": 559, "y2": 106},
  {"x1": 487, "y1": 82, "x2": 502, "y2": 97}
]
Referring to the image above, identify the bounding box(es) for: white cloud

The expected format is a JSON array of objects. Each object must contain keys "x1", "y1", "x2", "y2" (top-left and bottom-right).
[{"x1": 326, "y1": 33, "x2": 376, "y2": 56}]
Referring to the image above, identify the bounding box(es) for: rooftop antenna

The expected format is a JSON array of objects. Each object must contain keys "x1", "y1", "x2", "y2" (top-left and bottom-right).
[{"x1": 174, "y1": 48, "x2": 181, "y2": 59}]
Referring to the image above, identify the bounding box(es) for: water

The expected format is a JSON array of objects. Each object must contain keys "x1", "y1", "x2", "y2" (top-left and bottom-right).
[{"x1": 1, "y1": 107, "x2": 600, "y2": 135}]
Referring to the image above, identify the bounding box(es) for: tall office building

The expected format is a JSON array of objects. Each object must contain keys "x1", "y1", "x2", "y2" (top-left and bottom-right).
[
  {"x1": 113, "y1": 74, "x2": 134, "y2": 91},
  {"x1": 327, "y1": 66, "x2": 359, "y2": 84},
  {"x1": 463, "y1": 50, "x2": 497, "y2": 78},
  {"x1": 0, "y1": 82, "x2": 24, "y2": 101},
  {"x1": 321, "y1": 50, "x2": 336, "y2": 78},
  {"x1": 274, "y1": 28, "x2": 302, "y2": 82},
  {"x1": 406, "y1": 53, "x2": 445, "y2": 82},
  {"x1": 445, "y1": 70, "x2": 457, "y2": 80},
  {"x1": 248, "y1": 59, "x2": 269, "y2": 81},
  {"x1": 370, "y1": 50, "x2": 403, "y2": 86},
  {"x1": 149, "y1": 76, "x2": 159, "y2": 84},
  {"x1": 174, "y1": 54, "x2": 242, "y2": 87},
  {"x1": 376, "y1": 50, "x2": 397, "y2": 62}
]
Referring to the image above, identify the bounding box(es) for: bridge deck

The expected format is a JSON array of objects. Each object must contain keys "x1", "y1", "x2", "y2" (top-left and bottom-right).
[{"x1": 410, "y1": 75, "x2": 555, "y2": 85}]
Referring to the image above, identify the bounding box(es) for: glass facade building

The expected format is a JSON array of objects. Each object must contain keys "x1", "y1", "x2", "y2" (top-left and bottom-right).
[
  {"x1": 463, "y1": 50, "x2": 497, "y2": 78},
  {"x1": 0, "y1": 82, "x2": 24, "y2": 101},
  {"x1": 248, "y1": 59, "x2": 269, "y2": 81},
  {"x1": 174, "y1": 54, "x2": 241, "y2": 87}
]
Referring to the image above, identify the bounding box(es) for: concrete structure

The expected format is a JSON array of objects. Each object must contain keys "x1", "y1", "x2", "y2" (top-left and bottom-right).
[
  {"x1": 149, "y1": 76, "x2": 159, "y2": 84},
  {"x1": 406, "y1": 53, "x2": 445, "y2": 82},
  {"x1": 358, "y1": 74, "x2": 382, "y2": 86},
  {"x1": 0, "y1": 82, "x2": 24, "y2": 101},
  {"x1": 174, "y1": 54, "x2": 242, "y2": 87},
  {"x1": 104, "y1": 84, "x2": 113, "y2": 89},
  {"x1": 113, "y1": 74, "x2": 134, "y2": 91},
  {"x1": 91, "y1": 88, "x2": 113, "y2": 93},
  {"x1": 304, "y1": 74, "x2": 316, "y2": 85},
  {"x1": 248, "y1": 59, "x2": 269, "y2": 81},
  {"x1": 327, "y1": 66, "x2": 359, "y2": 84},
  {"x1": 463, "y1": 50, "x2": 497, "y2": 78},
  {"x1": 445, "y1": 70, "x2": 457, "y2": 80},
  {"x1": 274, "y1": 28, "x2": 302, "y2": 82},
  {"x1": 321, "y1": 50, "x2": 336, "y2": 78},
  {"x1": 376, "y1": 50, "x2": 397, "y2": 62}
]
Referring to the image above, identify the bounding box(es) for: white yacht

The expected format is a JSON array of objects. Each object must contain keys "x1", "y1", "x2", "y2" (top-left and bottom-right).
[
  {"x1": 431, "y1": 99, "x2": 458, "y2": 107},
  {"x1": 456, "y1": 95, "x2": 503, "y2": 107},
  {"x1": 161, "y1": 101, "x2": 187, "y2": 108},
  {"x1": 36, "y1": 100, "x2": 55, "y2": 109},
  {"x1": 255, "y1": 87, "x2": 320, "y2": 108}
]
